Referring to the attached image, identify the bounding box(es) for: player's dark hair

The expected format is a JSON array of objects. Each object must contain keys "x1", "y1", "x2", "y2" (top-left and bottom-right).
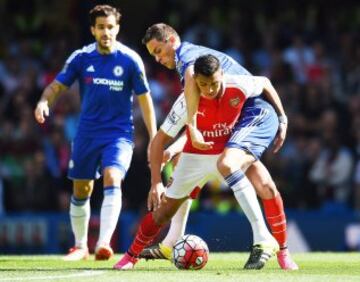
[
  {"x1": 194, "y1": 55, "x2": 220, "y2": 77},
  {"x1": 89, "y1": 5, "x2": 121, "y2": 26},
  {"x1": 142, "y1": 23, "x2": 180, "y2": 44}
]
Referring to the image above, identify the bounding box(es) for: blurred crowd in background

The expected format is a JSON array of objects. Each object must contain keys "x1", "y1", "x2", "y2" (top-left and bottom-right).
[{"x1": 0, "y1": 0, "x2": 359, "y2": 215}]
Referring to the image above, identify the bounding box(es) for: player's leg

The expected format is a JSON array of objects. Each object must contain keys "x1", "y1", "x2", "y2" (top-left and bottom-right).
[
  {"x1": 246, "y1": 161, "x2": 299, "y2": 270},
  {"x1": 140, "y1": 198, "x2": 193, "y2": 260},
  {"x1": 140, "y1": 154, "x2": 193, "y2": 260},
  {"x1": 96, "y1": 138, "x2": 133, "y2": 260},
  {"x1": 114, "y1": 153, "x2": 213, "y2": 270},
  {"x1": 219, "y1": 106, "x2": 280, "y2": 269},
  {"x1": 217, "y1": 148, "x2": 278, "y2": 244},
  {"x1": 63, "y1": 179, "x2": 93, "y2": 261},
  {"x1": 64, "y1": 137, "x2": 100, "y2": 261},
  {"x1": 114, "y1": 195, "x2": 187, "y2": 270}
]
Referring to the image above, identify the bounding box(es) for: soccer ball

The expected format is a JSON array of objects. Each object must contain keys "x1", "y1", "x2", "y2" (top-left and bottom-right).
[{"x1": 173, "y1": 234, "x2": 209, "y2": 270}]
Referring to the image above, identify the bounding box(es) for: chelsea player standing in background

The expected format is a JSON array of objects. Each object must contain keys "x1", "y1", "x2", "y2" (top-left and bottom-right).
[{"x1": 34, "y1": 5, "x2": 157, "y2": 261}]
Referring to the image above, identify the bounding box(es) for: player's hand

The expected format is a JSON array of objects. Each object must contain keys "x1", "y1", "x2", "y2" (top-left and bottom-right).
[
  {"x1": 147, "y1": 182, "x2": 165, "y2": 211},
  {"x1": 189, "y1": 126, "x2": 214, "y2": 150},
  {"x1": 34, "y1": 100, "x2": 49, "y2": 124},
  {"x1": 273, "y1": 122, "x2": 287, "y2": 153}
]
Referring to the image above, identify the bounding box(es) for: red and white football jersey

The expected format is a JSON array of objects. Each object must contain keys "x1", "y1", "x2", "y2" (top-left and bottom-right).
[{"x1": 183, "y1": 74, "x2": 264, "y2": 154}]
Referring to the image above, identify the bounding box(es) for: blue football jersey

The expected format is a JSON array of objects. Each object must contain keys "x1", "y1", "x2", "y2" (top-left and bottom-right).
[
  {"x1": 56, "y1": 42, "x2": 150, "y2": 139},
  {"x1": 175, "y1": 41, "x2": 268, "y2": 108}
]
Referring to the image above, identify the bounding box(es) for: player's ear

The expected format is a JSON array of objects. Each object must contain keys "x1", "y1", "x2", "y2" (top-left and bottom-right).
[
  {"x1": 90, "y1": 26, "x2": 95, "y2": 36},
  {"x1": 168, "y1": 36, "x2": 176, "y2": 44}
]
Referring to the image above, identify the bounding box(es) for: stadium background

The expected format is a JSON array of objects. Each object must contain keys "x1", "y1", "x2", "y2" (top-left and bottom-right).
[{"x1": 0, "y1": 0, "x2": 359, "y2": 254}]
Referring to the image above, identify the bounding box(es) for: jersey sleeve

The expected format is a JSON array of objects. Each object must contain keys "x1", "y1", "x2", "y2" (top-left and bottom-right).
[
  {"x1": 177, "y1": 50, "x2": 195, "y2": 80},
  {"x1": 236, "y1": 75, "x2": 266, "y2": 98},
  {"x1": 55, "y1": 50, "x2": 82, "y2": 87},
  {"x1": 160, "y1": 93, "x2": 187, "y2": 138},
  {"x1": 130, "y1": 52, "x2": 150, "y2": 95}
]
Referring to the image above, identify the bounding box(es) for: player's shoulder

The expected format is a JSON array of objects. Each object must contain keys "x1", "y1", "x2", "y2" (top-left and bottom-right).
[
  {"x1": 66, "y1": 43, "x2": 97, "y2": 63},
  {"x1": 224, "y1": 74, "x2": 252, "y2": 87},
  {"x1": 177, "y1": 41, "x2": 198, "y2": 60},
  {"x1": 114, "y1": 42, "x2": 144, "y2": 65}
]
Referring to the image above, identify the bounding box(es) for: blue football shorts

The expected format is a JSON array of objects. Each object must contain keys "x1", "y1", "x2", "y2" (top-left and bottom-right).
[
  {"x1": 68, "y1": 136, "x2": 134, "y2": 180},
  {"x1": 226, "y1": 106, "x2": 278, "y2": 160}
]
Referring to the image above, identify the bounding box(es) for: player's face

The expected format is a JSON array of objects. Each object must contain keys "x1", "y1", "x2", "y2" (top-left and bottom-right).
[
  {"x1": 146, "y1": 38, "x2": 176, "y2": 69},
  {"x1": 194, "y1": 69, "x2": 224, "y2": 100},
  {"x1": 91, "y1": 15, "x2": 119, "y2": 53}
]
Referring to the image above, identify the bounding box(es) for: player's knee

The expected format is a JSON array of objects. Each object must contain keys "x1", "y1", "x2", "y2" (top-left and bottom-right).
[
  {"x1": 217, "y1": 157, "x2": 231, "y2": 176},
  {"x1": 103, "y1": 167, "x2": 122, "y2": 186},
  {"x1": 217, "y1": 156, "x2": 245, "y2": 176},
  {"x1": 73, "y1": 181, "x2": 93, "y2": 198}
]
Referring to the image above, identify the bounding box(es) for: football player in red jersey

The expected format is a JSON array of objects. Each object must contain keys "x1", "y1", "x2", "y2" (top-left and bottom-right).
[
  {"x1": 141, "y1": 24, "x2": 298, "y2": 270},
  {"x1": 114, "y1": 55, "x2": 280, "y2": 270}
]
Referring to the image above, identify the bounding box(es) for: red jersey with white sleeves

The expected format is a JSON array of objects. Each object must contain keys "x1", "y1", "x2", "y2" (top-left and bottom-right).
[{"x1": 183, "y1": 74, "x2": 265, "y2": 155}]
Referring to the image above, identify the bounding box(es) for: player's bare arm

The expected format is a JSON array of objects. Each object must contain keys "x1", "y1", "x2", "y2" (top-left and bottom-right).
[
  {"x1": 184, "y1": 67, "x2": 213, "y2": 150},
  {"x1": 262, "y1": 77, "x2": 288, "y2": 153},
  {"x1": 137, "y1": 92, "x2": 158, "y2": 161},
  {"x1": 148, "y1": 130, "x2": 174, "y2": 211},
  {"x1": 163, "y1": 132, "x2": 187, "y2": 163},
  {"x1": 34, "y1": 80, "x2": 68, "y2": 124}
]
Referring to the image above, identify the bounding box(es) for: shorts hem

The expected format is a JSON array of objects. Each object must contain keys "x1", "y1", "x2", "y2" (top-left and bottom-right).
[{"x1": 225, "y1": 143, "x2": 260, "y2": 160}]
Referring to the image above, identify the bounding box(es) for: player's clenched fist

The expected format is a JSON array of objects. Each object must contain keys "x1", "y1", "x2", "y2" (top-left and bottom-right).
[{"x1": 34, "y1": 100, "x2": 49, "y2": 123}]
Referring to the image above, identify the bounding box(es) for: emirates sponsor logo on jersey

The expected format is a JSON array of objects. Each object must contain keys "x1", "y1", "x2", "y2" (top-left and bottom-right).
[
  {"x1": 92, "y1": 77, "x2": 124, "y2": 91},
  {"x1": 201, "y1": 122, "x2": 232, "y2": 138},
  {"x1": 229, "y1": 97, "x2": 241, "y2": 108}
]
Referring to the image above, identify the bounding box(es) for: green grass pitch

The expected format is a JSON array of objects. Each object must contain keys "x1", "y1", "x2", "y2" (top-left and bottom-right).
[{"x1": 0, "y1": 253, "x2": 359, "y2": 282}]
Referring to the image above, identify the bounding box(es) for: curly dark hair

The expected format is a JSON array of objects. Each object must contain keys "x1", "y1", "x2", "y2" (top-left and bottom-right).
[{"x1": 89, "y1": 5, "x2": 121, "y2": 26}]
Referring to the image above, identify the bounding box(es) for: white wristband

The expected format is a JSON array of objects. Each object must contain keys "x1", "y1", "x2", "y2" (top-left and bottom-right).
[{"x1": 278, "y1": 115, "x2": 288, "y2": 124}]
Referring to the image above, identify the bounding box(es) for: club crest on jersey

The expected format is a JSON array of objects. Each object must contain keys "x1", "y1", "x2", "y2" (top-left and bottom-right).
[
  {"x1": 229, "y1": 97, "x2": 241, "y2": 108},
  {"x1": 113, "y1": 66, "x2": 123, "y2": 77}
]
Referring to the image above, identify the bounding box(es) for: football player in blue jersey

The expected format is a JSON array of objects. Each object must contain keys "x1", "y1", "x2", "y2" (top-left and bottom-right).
[
  {"x1": 34, "y1": 5, "x2": 157, "y2": 261},
  {"x1": 138, "y1": 23, "x2": 298, "y2": 270}
]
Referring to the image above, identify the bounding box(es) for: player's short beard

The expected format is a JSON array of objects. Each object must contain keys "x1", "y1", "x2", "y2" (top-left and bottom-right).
[{"x1": 98, "y1": 38, "x2": 114, "y2": 54}]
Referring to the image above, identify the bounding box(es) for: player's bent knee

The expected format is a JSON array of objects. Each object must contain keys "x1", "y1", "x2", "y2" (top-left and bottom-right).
[
  {"x1": 217, "y1": 156, "x2": 245, "y2": 176},
  {"x1": 217, "y1": 156, "x2": 231, "y2": 175},
  {"x1": 103, "y1": 167, "x2": 123, "y2": 186},
  {"x1": 73, "y1": 180, "x2": 93, "y2": 198}
]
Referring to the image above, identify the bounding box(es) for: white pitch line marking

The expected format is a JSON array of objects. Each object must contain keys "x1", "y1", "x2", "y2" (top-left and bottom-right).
[{"x1": 0, "y1": 270, "x2": 105, "y2": 281}]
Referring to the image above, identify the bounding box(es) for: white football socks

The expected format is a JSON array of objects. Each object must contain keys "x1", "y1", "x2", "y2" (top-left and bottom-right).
[
  {"x1": 162, "y1": 199, "x2": 192, "y2": 248},
  {"x1": 225, "y1": 170, "x2": 274, "y2": 245},
  {"x1": 97, "y1": 186, "x2": 122, "y2": 246},
  {"x1": 70, "y1": 196, "x2": 90, "y2": 249}
]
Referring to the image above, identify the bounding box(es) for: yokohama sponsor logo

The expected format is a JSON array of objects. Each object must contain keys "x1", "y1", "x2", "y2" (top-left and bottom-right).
[
  {"x1": 92, "y1": 77, "x2": 124, "y2": 91},
  {"x1": 93, "y1": 78, "x2": 123, "y2": 87}
]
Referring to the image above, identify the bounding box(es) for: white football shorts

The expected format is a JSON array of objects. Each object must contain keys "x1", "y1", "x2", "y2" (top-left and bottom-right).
[{"x1": 165, "y1": 153, "x2": 223, "y2": 199}]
